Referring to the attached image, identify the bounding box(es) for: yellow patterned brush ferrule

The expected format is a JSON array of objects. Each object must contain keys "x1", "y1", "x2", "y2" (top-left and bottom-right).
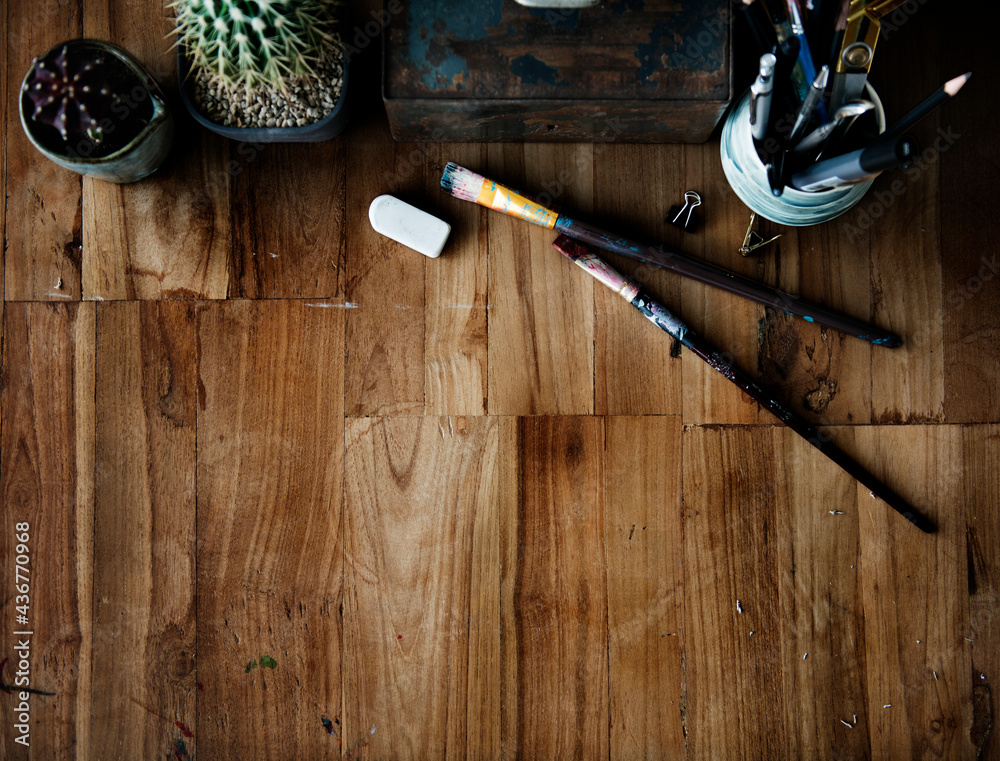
[{"x1": 475, "y1": 181, "x2": 558, "y2": 229}]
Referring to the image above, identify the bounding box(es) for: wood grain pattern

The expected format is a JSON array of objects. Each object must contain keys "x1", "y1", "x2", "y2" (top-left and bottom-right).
[
  {"x1": 5, "y1": 0, "x2": 83, "y2": 302},
  {"x1": 682, "y1": 425, "x2": 786, "y2": 760},
  {"x1": 868, "y1": 17, "x2": 944, "y2": 425},
  {"x1": 680, "y1": 141, "x2": 768, "y2": 426},
  {"x1": 344, "y1": 109, "x2": 426, "y2": 416},
  {"x1": 2, "y1": 1, "x2": 998, "y2": 758},
  {"x1": 486, "y1": 144, "x2": 595, "y2": 415},
  {"x1": 91, "y1": 302, "x2": 197, "y2": 760},
  {"x1": 759, "y1": 220, "x2": 874, "y2": 426},
  {"x1": 963, "y1": 425, "x2": 999, "y2": 760},
  {"x1": 1, "y1": 303, "x2": 93, "y2": 760},
  {"x1": 503, "y1": 416, "x2": 609, "y2": 760},
  {"x1": 857, "y1": 425, "x2": 975, "y2": 760},
  {"x1": 196, "y1": 301, "x2": 345, "y2": 760},
  {"x1": 423, "y1": 143, "x2": 489, "y2": 416},
  {"x1": 592, "y1": 143, "x2": 684, "y2": 416},
  {"x1": 772, "y1": 426, "x2": 867, "y2": 759},
  {"x1": 229, "y1": 140, "x2": 346, "y2": 299},
  {"x1": 343, "y1": 416, "x2": 500, "y2": 760},
  {"x1": 939, "y1": 10, "x2": 1000, "y2": 424},
  {"x1": 81, "y1": 0, "x2": 231, "y2": 301},
  {"x1": 605, "y1": 416, "x2": 686, "y2": 759}
]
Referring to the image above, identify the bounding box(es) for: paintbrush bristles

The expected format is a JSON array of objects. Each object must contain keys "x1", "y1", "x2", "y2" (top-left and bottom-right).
[{"x1": 440, "y1": 162, "x2": 486, "y2": 203}]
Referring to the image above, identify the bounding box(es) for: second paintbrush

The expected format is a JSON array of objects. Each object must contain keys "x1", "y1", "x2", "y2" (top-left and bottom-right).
[
  {"x1": 553, "y1": 234, "x2": 933, "y2": 533},
  {"x1": 440, "y1": 162, "x2": 901, "y2": 347}
]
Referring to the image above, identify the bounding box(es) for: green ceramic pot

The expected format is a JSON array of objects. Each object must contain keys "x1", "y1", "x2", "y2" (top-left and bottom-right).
[{"x1": 19, "y1": 39, "x2": 175, "y2": 184}]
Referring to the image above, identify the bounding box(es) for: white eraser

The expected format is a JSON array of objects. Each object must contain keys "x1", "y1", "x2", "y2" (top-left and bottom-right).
[{"x1": 369, "y1": 194, "x2": 451, "y2": 258}]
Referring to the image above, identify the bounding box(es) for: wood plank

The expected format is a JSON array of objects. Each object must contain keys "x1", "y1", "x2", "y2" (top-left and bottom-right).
[
  {"x1": 939, "y1": 7, "x2": 1000, "y2": 422},
  {"x1": 73, "y1": 303, "x2": 96, "y2": 761},
  {"x1": 605, "y1": 416, "x2": 685, "y2": 759},
  {"x1": 868, "y1": 14, "x2": 944, "y2": 424},
  {"x1": 962, "y1": 425, "x2": 1000, "y2": 760},
  {"x1": 758, "y1": 219, "x2": 874, "y2": 426},
  {"x1": 502, "y1": 416, "x2": 609, "y2": 759},
  {"x1": 229, "y1": 139, "x2": 346, "y2": 299},
  {"x1": 344, "y1": 109, "x2": 425, "y2": 416},
  {"x1": 592, "y1": 143, "x2": 684, "y2": 416},
  {"x1": 486, "y1": 144, "x2": 595, "y2": 415},
  {"x1": 80, "y1": 0, "x2": 230, "y2": 301},
  {"x1": 772, "y1": 426, "x2": 868, "y2": 759},
  {"x1": 5, "y1": 1, "x2": 83, "y2": 301},
  {"x1": 342, "y1": 415, "x2": 500, "y2": 760},
  {"x1": 682, "y1": 425, "x2": 786, "y2": 759},
  {"x1": 2, "y1": 6, "x2": 6, "y2": 330},
  {"x1": 423, "y1": 143, "x2": 489, "y2": 416},
  {"x1": 91, "y1": 302, "x2": 197, "y2": 760},
  {"x1": 196, "y1": 300, "x2": 345, "y2": 760},
  {"x1": 681, "y1": 142, "x2": 768, "y2": 426},
  {"x1": 0, "y1": 303, "x2": 93, "y2": 760},
  {"x1": 857, "y1": 425, "x2": 975, "y2": 760}
]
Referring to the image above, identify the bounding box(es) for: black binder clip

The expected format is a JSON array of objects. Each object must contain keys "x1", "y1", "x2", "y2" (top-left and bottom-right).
[{"x1": 667, "y1": 190, "x2": 702, "y2": 233}]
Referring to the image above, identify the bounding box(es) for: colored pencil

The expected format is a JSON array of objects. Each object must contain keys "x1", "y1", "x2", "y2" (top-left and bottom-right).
[
  {"x1": 553, "y1": 234, "x2": 934, "y2": 533},
  {"x1": 440, "y1": 162, "x2": 902, "y2": 347},
  {"x1": 881, "y1": 72, "x2": 971, "y2": 140}
]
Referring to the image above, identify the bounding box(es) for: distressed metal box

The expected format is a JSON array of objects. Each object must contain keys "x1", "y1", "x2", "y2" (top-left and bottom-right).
[{"x1": 382, "y1": 0, "x2": 733, "y2": 142}]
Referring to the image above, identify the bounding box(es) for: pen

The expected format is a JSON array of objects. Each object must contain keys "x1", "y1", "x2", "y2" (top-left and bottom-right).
[
  {"x1": 764, "y1": 36, "x2": 800, "y2": 195},
  {"x1": 761, "y1": 0, "x2": 811, "y2": 104},
  {"x1": 740, "y1": 0, "x2": 778, "y2": 55},
  {"x1": 789, "y1": 133, "x2": 918, "y2": 191},
  {"x1": 750, "y1": 53, "x2": 777, "y2": 142},
  {"x1": 792, "y1": 99, "x2": 874, "y2": 154},
  {"x1": 788, "y1": 65, "x2": 829, "y2": 145},
  {"x1": 785, "y1": 0, "x2": 827, "y2": 121}
]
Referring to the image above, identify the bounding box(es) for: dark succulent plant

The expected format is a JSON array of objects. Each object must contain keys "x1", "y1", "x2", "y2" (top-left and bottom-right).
[{"x1": 21, "y1": 44, "x2": 117, "y2": 145}]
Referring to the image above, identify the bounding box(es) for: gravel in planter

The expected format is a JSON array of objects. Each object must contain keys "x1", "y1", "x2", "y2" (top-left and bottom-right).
[{"x1": 192, "y1": 43, "x2": 343, "y2": 130}]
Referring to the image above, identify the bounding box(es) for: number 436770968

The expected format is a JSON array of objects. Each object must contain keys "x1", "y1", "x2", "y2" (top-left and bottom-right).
[{"x1": 14, "y1": 522, "x2": 31, "y2": 621}]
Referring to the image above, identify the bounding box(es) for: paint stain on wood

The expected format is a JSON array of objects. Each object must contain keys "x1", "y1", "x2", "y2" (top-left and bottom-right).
[
  {"x1": 244, "y1": 654, "x2": 277, "y2": 673},
  {"x1": 803, "y1": 379, "x2": 838, "y2": 414}
]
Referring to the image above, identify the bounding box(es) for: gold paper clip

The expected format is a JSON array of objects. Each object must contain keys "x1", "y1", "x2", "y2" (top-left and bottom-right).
[{"x1": 739, "y1": 212, "x2": 781, "y2": 256}]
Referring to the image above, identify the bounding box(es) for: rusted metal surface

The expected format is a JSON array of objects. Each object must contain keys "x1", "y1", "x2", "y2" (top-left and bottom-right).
[{"x1": 383, "y1": 0, "x2": 733, "y2": 142}]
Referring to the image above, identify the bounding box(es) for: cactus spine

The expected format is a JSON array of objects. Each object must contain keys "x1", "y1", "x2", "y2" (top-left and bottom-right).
[{"x1": 172, "y1": 0, "x2": 338, "y2": 90}]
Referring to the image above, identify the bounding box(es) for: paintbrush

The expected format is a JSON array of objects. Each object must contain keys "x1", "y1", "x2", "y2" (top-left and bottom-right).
[
  {"x1": 439, "y1": 162, "x2": 902, "y2": 347},
  {"x1": 552, "y1": 234, "x2": 934, "y2": 533}
]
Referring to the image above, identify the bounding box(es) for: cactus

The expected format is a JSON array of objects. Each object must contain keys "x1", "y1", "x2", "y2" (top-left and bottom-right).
[
  {"x1": 22, "y1": 44, "x2": 116, "y2": 145},
  {"x1": 172, "y1": 0, "x2": 339, "y2": 90}
]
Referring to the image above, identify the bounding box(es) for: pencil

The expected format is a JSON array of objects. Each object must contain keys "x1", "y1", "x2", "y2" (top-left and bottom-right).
[
  {"x1": 553, "y1": 234, "x2": 934, "y2": 533},
  {"x1": 881, "y1": 72, "x2": 971, "y2": 140},
  {"x1": 440, "y1": 162, "x2": 903, "y2": 347}
]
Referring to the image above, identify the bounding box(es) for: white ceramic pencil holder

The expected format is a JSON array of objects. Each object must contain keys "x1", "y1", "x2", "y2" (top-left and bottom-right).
[{"x1": 719, "y1": 84, "x2": 885, "y2": 226}]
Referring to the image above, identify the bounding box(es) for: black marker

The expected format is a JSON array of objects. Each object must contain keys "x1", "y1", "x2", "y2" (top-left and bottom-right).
[{"x1": 789, "y1": 134, "x2": 919, "y2": 192}]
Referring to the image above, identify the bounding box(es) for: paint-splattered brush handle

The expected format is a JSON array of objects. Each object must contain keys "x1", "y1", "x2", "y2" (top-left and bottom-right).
[
  {"x1": 553, "y1": 235, "x2": 933, "y2": 533},
  {"x1": 440, "y1": 162, "x2": 901, "y2": 347},
  {"x1": 554, "y1": 216, "x2": 902, "y2": 348}
]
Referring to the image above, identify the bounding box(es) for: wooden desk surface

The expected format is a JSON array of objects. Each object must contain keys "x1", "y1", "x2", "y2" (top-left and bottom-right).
[{"x1": 1, "y1": 1, "x2": 996, "y2": 759}]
